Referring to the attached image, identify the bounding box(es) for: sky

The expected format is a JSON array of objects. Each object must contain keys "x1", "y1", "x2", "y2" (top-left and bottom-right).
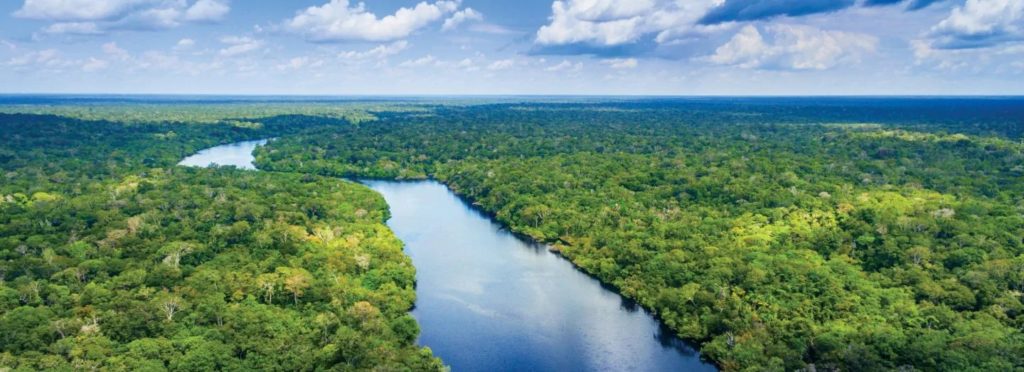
[{"x1": 0, "y1": 0, "x2": 1022, "y2": 95}]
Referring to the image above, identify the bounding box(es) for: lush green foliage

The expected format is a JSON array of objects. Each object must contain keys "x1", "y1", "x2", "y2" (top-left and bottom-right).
[
  {"x1": 255, "y1": 100, "x2": 1024, "y2": 371},
  {"x1": 0, "y1": 102, "x2": 388, "y2": 125},
  {"x1": 0, "y1": 113, "x2": 442, "y2": 371},
  {"x1": 4, "y1": 98, "x2": 1024, "y2": 371}
]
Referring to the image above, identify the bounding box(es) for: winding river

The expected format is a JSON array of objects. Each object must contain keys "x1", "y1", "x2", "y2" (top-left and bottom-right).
[{"x1": 180, "y1": 141, "x2": 716, "y2": 372}]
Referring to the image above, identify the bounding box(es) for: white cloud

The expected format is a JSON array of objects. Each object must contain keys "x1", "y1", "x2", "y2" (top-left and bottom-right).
[
  {"x1": 708, "y1": 25, "x2": 765, "y2": 68},
  {"x1": 339, "y1": 40, "x2": 409, "y2": 60},
  {"x1": 708, "y1": 24, "x2": 877, "y2": 70},
  {"x1": 396, "y1": 54, "x2": 487, "y2": 71},
  {"x1": 185, "y1": 0, "x2": 230, "y2": 22},
  {"x1": 487, "y1": 59, "x2": 516, "y2": 71},
  {"x1": 7, "y1": 49, "x2": 56, "y2": 66},
  {"x1": 218, "y1": 36, "x2": 264, "y2": 57},
  {"x1": 174, "y1": 38, "x2": 196, "y2": 50},
  {"x1": 1, "y1": 40, "x2": 16, "y2": 51},
  {"x1": 928, "y1": 0, "x2": 1023, "y2": 49},
  {"x1": 537, "y1": 1, "x2": 647, "y2": 46},
  {"x1": 15, "y1": 0, "x2": 232, "y2": 34},
  {"x1": 102, "y1": 42, "x2": 131, "y2": 61},
  {"x1": 133, "y1": 50, "x2": 230, "y2": 75},
  {"x1": 400, "y1": 54, "x2": 438, "y2": 67},
  {"x1": 3, "y1": 36, "x2": 286, "y2": 80},
  {"x1": 81, "y1": 57, "x2": 110, "y2": 72},
  {"x1": 911, "y1": 38, "x2": 1024, "y2": 72},
  {"x1": 14, "y1": 0, "x2": 139, "y2": 21},
  {"x1": 545, "y1": 59, "x2": 583, "y2": 72},
  {"x1": 285, "y1": 0, "x2": 460, "y2": 42},
  {"x1": 6, "y1": 48, "x2": 78, "y2": 70},
  {"x1": 128, "y1": 7, "x2": 185, "y2": 29},
  {"x1": 456, "y1": 57, "x2": 479, "y2": 71},
  {"x1": 602, "y1": 58, "x2": 638, "y2": 69},
  {"x1": 43, "y1": 22, "x2": 102, "y2": 35},
  {"x1": 442, "y1": 8, "x2": 483, "y2": 31},
  {"x1": 277, "y1": 56, "x2": 325, "y2": 71},
  {"x1": 563, "y1": 0, "x2": 658, "y2": 21},
  {"x1": 535, "y1": 0, "x2": 724, "y2": 46}
]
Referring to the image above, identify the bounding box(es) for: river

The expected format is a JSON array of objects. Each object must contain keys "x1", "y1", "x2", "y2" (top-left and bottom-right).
[
  {"x1": 180, "y1": 141, "x2": 715, "y2": 371},
  {"x1": 178, "y1": 139, "x2": 268, "y2": 170}
]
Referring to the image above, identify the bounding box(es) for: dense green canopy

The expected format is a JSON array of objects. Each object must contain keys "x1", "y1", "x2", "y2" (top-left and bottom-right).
[
  {"x1": 2, "y1": 97, "x2": 1024, "y2": 371},
  {"x1": 0, "y1": 113, "x2": 443, "y2": 371},
  {"x1": 255, "y1": 101, "x2": 1024, "y2": 371}
]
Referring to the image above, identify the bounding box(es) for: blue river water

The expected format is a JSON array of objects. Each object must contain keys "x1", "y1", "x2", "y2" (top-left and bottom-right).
[
  {"x1": 179, "y1": 140, "x2": 715, "y2": 371},
  {"x1": 178, "y1": 139, "x2": 268, "y2": 170},
  {"x1": 363, "y1": 180, "x2": 715, "y2": 372}
]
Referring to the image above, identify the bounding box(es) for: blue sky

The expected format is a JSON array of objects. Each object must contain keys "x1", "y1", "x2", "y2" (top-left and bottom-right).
[{"x1": 1, "y1": 0, "x2": 1022, "y2": 95}]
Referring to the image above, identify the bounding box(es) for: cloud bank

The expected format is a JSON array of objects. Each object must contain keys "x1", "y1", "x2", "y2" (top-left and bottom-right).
[
  {"x1": 14, "y1": 0, "x2": 231, "y2": 34},
  {"x1": 284, "y1": 0, "x2": 462, "y2": 42},
  {"x1": 927, "y1": 0, "x2": 1024, "y2": 49},
  {"x1": 708, "y1": 24, "x2": 877, "y2": 70}
]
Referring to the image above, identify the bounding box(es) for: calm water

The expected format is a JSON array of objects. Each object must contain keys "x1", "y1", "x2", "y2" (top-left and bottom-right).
[
  {"x1": 178, "y1": 139, "x2": 268, "y2": 170},
  {"x1": 363, "y1": 180, "x2": 715, "y2": 372},
  {"x1": 179, "y1": 141, "x2": 714, "y2": 371}
]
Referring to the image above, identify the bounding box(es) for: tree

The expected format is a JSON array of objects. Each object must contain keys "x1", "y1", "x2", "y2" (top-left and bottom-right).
[
  {"x1": 256, "y1": 273, "x2": 279, "y2": 304},
  {"x1": 154, "y1": 291, "x2": 186, "y2": 322},
  {"x1": 160, "y1": 242, "x2": 194, "y2": 269},
  {"x1": 278, "y1": 267, "x2": 313, "y2": 305}
]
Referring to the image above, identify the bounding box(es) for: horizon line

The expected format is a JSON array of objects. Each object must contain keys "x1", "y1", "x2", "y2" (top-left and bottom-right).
[{"x1": 2, "y1": 93, "x2": 1024, "y2": 99}]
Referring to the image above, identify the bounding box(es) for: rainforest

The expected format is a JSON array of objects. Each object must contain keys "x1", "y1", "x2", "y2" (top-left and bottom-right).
[{"x1": 1, "y1": 97, "x2": 1024, "y2": 371}]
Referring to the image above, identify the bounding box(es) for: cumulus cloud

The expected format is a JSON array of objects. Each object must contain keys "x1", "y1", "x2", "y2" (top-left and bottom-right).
[
  {"x1": 535, "y1": 0, "x2": 854, "y2": 47},
  {"x1": 536, "y1": 0, "x2": 658, "y2": 46},
  {"x1": 442, "y1": 8, "x2": 483, "y2": 31},
  {"x1": 285, "y1": 0, "x2": 460, "y2": 42},
  {"x1": 339, "y1": 41, "x2": 409, "y2": 60},
  {"x1": 14, "y1": 0, "x2": 232, "y2": 34},
  {"x1": 707, "y1": 24, "x2": 877, "y2": 70},
  {"x1": 184, "y1": 0, "x2": 230, "y2": 22},
  {"x1": 534, "y1": 0, "x2": 738, "y2": 52},
  {"x1": 218, "y1": 36, "x2": 264, "y2": 57},
  {"x1": 927, "y1": 0, "x2": 1024, "y2": 49},
  {"x1": 533, "y1": 0, "x2": 942, "y2": 54}
]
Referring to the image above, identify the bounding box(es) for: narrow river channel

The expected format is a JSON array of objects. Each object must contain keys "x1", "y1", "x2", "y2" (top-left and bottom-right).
[{"x1": 180, "y1": 140, "x2": 716, "y2": 372}]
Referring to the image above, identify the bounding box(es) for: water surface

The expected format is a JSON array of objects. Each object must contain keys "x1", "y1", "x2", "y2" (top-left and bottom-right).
[
  {"x1": 363, "y1": 180, "x2": 715, "y2": 372},
  {"x1": 178, "y1": 139, "x2": 267, "y2": 170}
]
